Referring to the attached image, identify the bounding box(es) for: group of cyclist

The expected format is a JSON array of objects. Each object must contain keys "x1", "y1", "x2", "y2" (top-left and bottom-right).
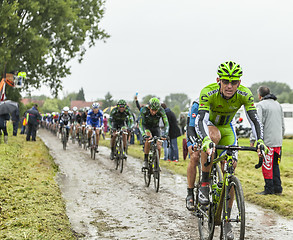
[{"x1": 41, "y1": 60, "x2": 268, "y2": 239}]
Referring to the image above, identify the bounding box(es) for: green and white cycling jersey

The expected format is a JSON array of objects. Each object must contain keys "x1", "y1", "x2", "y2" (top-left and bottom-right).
[{"x1": 195, "y1": 83, "x2": 263, "y2": 152}]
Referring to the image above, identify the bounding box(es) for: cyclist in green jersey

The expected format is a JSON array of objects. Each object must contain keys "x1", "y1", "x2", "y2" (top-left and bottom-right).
[
  {"x1": 139, "y1": 98, "x2": 169, "y2": 169},
  {"x1": 195, "y1": 61, "x2": 268, "y2": 239},
  {"x1": 109, "y1": 99, "x2": 134, "y2": 160}
]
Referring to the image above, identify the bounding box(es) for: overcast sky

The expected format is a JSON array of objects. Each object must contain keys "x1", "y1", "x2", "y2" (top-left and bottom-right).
[{"x1": 29, "y1": 0, "x2": 293, "y2": 102}]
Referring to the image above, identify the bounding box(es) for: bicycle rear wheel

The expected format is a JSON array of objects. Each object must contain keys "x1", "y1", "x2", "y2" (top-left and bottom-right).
[
  {"x1": 221, "y1": 175, "x2": 245, "y2": 240},
  {"x1": 153, "y1": 149, "x2": 160, "y2": 192}
]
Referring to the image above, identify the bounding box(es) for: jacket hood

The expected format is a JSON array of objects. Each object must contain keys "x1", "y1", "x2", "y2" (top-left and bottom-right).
[{"x1": 262, "y1": 93, "x2": 277, "y2": 101}]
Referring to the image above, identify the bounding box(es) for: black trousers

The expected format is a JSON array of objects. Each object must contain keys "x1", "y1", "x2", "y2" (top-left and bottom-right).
[
  {"x1": 13, "y1": 121, "x2": 19, "y2": 136},
  {"x1": 26, "y1": 123, "x2": 38, "y2": 141}
]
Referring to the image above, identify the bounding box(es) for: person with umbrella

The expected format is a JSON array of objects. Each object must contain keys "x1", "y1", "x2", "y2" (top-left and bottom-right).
[
  {"x1": 0, "y1": 113, "x2": 10, "y2": 144},
  {"x1": 25, "y1": 104, "x2": 41, "y2": 141},
  {"x1": 0, "y1": 100, "x2": 19, "y2": 144}
]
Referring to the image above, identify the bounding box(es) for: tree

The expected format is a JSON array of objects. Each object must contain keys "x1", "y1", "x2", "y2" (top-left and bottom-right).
[
  {"x1": 249, "y1": 81, "x2": 293, "y2": 103},
  {"x1": 76, "y1": 87, "x2": 85, "y2": 101},
  {"x1": 101, "y1": 92, "x2": 114, "y2": 109},
  {"x1": 164, "y1": 93, "x2": 190, "y2": 113},
  {"x1": 142, "y1": 95, "x2": 157, "y2": 105},
  {"x1": 0, "y1": 0, "x2": 109, "y2": 97},
  {"x1": 42, "y1": 98, "x2": 61, "y2": 113}
]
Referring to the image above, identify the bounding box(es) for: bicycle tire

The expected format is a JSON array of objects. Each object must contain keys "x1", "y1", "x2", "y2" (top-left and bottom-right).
[
  {"x1": 119, "y1": 138, "x2": 124, "y2": 173},
  {"x1": 91, "y1": 134, "x2": 96, "y2": 160},
  {"x1": 72, "y1": 127, "x2": 76, "y2": 144},
  {"x1": 197, "y1": 160, "x2": 222, "y2": 239},
  {"x1": 144, "y1": 153, "x2": 151, "y2": 187},
  {"x1": 153, "y1": 149, "x2": 160, "y2": 192},
  {"x1": 221, "y1": 175, "x2": 245, "y2": 240},
  {"x1": 115, "y1": 140, "x2": 119, "y2": 170},
  {"x1": 63, "y1": 129, "x2": 67, "y2": 150}
]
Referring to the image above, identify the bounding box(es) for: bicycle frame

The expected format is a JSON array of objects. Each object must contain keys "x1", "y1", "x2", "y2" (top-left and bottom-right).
[
  {"x1": 212, "y1": 145, "x2": 258, "y2": 225},
  {"x1": 114, "y1": 129, "x2": 128, "y2": 173},
  {"x1": 143, "y1": 136, "x2": 165, "y2": 192}
]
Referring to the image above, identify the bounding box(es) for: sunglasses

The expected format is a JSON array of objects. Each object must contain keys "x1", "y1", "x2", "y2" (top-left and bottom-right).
[
  {"x1": 221, "y1": 79, "x2": 239, "y2": 86},
  {"x1": 118, "y1": 105, "x2": 125, "y2": 108}
]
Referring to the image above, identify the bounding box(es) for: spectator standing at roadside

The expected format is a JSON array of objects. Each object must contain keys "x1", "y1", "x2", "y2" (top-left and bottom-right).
[
  {"x1": 0, "y1": 113, "x2": 10, "y2": 144},
  {"x1": 103, "y1": 116, "x2": 108, "y2": 133},
  {"x1": 11, "y1": 107, "x2": 20, "y2": 136},
  {"x1": 251, "y1": 86, "x2": 285, "y2": 195},
  {"x1": 179, "y1": 114, "x2": 187, "y2": 135},
  {"x1": 26, "y1": 104, "x2": 41, "y2": 141},
  {"x1": 161, "y1": 103, "x2": 181, "y2": 162}
]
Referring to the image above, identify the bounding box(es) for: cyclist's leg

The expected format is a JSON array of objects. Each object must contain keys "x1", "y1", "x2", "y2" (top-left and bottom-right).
[
  {"x1": 150, "y1": 127, "x2": 162, "y2": 159},
  {"x1": 142, "y1": 129, "x2": 152, "y2": 168},
  {"x1": 199, "y1": 125, "x2": 221, "y2": 205},
  {"x1": 122, "y1": 126, "x2": 128, "y2": 152},
  {"x1": 87, "y1": 127, "x2": 92, "y2": 145},
  {"x1": 95, "y1": 127, "x2": 100, "y2": 147},
  {"x1": 186, "y1": 143, "x2": 200, "y2": 210}
]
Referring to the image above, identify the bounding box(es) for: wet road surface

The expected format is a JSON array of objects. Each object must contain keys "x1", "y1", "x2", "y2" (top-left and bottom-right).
[{"x1": 39, "y1": 129, "x2": 293, "y2": 240}]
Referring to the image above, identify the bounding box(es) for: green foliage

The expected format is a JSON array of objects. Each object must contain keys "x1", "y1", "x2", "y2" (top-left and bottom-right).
[
  {"x1": 164, "y1": 93, "x2": 190, "y2": 113},
  {"x1": 101, "y1": 92, "x2": 114, "y2": 109},
  {"x1": 249, "y1": 81, "x2": 293, "y2": 103},
  {"x1": 76, "y1": 87, "x2": 85, "y2": 101},
  {"x1": 0, "y1": 0, "x2": 109, "y2": 96},
  {"x1": 42, "y1": 98, "x2": 63, "y2": 113},
  {"x1": 142, "y1": 94, "x2": 157, "y2": 105}
]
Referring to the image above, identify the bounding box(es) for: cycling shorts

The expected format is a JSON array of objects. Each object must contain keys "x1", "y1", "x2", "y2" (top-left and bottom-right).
[
  {"x1": 112, "y1": 122, "x2": 127, "y2": 130},
  {"x1": 214, "y1": 122, "x2": 238, "y2": 160},
  {"x1": 145, "y1": 127, "x2": 161, "y2": 138}
]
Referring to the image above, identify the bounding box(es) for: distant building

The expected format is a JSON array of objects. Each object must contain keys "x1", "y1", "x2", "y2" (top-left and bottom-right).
[
  {"x1": 70, "y1": 100, "x2": 98, "y2": 109},
  {"x1": 21, "y1": 98, "x2": 44, "y2": 107}
]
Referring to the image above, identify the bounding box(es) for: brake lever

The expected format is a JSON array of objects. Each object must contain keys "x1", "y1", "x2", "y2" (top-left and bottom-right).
[{"x1": 204, "y1": 142, "x2": 215, "y2": 167}]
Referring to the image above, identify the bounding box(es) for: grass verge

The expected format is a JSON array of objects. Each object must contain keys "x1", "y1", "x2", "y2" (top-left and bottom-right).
[
  {"x1": 100, "y1": 132, "x2": 293, "y2": 219},
  {"x1": 0, "y1": 123, "x2": 75, "y2": 239}
]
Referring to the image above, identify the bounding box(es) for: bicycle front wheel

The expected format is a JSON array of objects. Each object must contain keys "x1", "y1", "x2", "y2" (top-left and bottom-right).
[
  {"x1": 72, "y1": 127, "x2": 76, "y2": 144},
  {"x1": 119, "y1": 139, "x2": 124, "y2": 173},
  {"x1": 91, "y1": 135, "x2": 96, "y2": 160},
  {"x1": 221, "y1": 175, "x2": 245, "y2": 240},
  {"x1": 62, "y1": 129, "x2": 67, "y2": 150},
  {"x1": 153, "y1": 149, "x2": 160, "y2": 192}
]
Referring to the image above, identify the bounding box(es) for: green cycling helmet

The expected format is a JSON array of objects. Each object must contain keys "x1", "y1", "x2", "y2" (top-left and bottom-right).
[
  {"x1": 117, "y1": 99, "x2": 126, "y2": 108},
  {"x1": 149, "y1": 97, "x2": 160, "y2": 110},
  {"x1": 217, "y1": 61, "x2": 243, "y2": 80}
]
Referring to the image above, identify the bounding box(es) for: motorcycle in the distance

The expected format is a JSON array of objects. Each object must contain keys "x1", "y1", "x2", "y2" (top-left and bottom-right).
[{"x1": 235, "y1": 117, "x2": 252, "y2": 138}]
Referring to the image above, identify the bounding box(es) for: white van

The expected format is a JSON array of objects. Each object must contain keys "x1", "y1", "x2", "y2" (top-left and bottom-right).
[
  {"x1": 281, "y1": 103, "x2": 293, "y2": 137},
  {"x1": 235, "y1": 103, "x2": 293, "y2": 138}
]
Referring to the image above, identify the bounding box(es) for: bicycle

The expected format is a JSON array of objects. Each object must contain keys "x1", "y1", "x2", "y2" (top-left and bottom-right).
[
  {"x1": 142, "y1": 136, "x2": 166, "y2": 193},
  {"x1": 113, "y1": 128, "x2": 128, "y2": 173},
  {"x1": 61, "y1": 125, "x2": 69, "y2": 150},
  {"x1": 195, "y1": 144, "x2": 265, "y2": 240},
  {"x1": 89, "y1": 126, "x2": 101, "y2": 160},
  {"x1": 71, "y1": 122, "x2": 77, "y2": 144},
  {"x1": 76, "y1": 125, "x2": 84, "y2": 147}
]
